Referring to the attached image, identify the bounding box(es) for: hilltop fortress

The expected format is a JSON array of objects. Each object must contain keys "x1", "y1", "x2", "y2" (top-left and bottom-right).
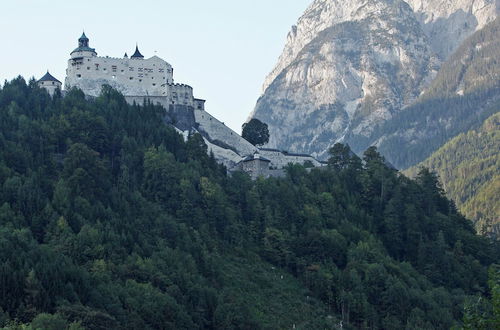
[{"x1": 39, "y1": 33, "x2": 325, "y2": 178}]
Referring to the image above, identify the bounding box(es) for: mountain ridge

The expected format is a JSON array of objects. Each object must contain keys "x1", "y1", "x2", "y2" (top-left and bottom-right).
[{"x1": 251, "y1": 0, "x2": 498, "y2": 161}]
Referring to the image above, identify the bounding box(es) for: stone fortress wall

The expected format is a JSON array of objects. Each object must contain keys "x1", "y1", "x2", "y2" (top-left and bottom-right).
[
  {"x1": 193, "y1": 109, "x2": 258, "y2": 157},
  {"x1": 66, "y1": 54, "x2": 173, "y2": 97},
  {"x1": 258, "y1": 148, "x2": 324, "y2": 169}
]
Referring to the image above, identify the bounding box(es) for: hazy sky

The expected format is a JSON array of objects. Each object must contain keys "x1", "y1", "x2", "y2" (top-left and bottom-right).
[{"x1": 0, "y1": 0, "x2": 311, "y2": 132}]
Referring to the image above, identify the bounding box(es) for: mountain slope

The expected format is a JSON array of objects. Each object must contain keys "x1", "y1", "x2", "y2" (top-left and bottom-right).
[
  {"x1": 251, "y1": 0, "x2": 498, "y2": 161},
  {"x1": 253, "y1": 0, "x2": 439, "y2": 158},
  {"x1": 370, "y1": 16, "x2": 500, "y2": 168},
  {"x1": 405, "y1": 112, "x2": 500, "y2": 238}
]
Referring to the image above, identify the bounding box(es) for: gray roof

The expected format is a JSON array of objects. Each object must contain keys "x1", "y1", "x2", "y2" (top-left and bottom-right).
[
  {"x1": 131, "y1": 45, "x2": 144, "y2": 58},
  {"x1": 79, "y1": 32, "x2": 89, "y2": 41},
  {"x1": 38, "y1": 71, "x2": 61, "y2": 84},
  {"x1": 71, "y1": 46, "x2": 96, "y2": 54},
  {"x1": 241, "y1": 154, "x2": 271, "y2": 163}
]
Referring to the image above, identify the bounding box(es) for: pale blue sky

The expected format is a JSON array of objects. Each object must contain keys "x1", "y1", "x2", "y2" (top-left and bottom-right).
[{"x1": 0, "y1": 0, "x2": 311, "y2": 132}]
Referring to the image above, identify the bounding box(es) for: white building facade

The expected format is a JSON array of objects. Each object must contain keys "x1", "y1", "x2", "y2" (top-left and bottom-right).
[{"x1": 64, "y1": 33, "x2": 202, "y2": 109}]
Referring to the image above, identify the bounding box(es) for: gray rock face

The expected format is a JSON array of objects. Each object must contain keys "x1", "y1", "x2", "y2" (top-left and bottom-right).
[{"x1": 251, "y1": 0, "x2": 498, "y2": 158}]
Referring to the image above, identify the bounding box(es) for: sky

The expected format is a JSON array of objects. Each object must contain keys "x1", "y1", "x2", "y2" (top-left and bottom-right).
[{"x1": 0, "y1": 0, "x2": 312, "y2": 133}]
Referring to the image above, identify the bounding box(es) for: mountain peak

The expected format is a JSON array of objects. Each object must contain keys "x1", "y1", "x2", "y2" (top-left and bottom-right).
[{"x1": 252, "y1": 0, "x2": 497, "y2": 159}]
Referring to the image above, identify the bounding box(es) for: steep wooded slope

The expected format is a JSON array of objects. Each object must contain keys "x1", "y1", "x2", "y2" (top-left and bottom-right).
[{"x1": 405, "y1": 112, "x2": 499, "y2": 238}]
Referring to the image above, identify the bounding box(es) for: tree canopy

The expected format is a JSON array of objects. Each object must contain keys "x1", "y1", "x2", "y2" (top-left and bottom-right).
[
  {"x1": 0, "y1": 78, "x2": 498, "y2": 329},
  {"x1": 242, "y1": 118, "x2": 269, "y2": 146}
]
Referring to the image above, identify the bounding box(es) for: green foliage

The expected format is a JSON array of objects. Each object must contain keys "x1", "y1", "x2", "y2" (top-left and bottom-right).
[
  {"x1": 242, "y1": 118, "x2": 269, "y2": 146},
  {"x1": 0, "y1": 79, "x2": 497, "y2": 329},
  {"x1": 406, "y1": 112, "x2": 499, "y2": 238}
]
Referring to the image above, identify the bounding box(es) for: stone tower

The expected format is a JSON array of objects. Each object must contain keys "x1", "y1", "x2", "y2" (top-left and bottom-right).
[{"x1": 38, "y1": 71, "x2": 62, "y2": 96}]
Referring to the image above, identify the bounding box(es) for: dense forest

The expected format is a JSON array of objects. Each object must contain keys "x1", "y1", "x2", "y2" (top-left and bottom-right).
[
  {"x1": 358, "y1": 17, "x2": 500, "y2": 170},
  {"x1": 406, "y1": 112, "x2": 499, "y2": 239},
  {"x1": 0, "y1": 78, "x2": 498, "y2": 329}
]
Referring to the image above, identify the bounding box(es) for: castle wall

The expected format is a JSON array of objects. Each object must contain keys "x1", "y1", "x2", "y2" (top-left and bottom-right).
[
  {"x1": 39, "y1": 81, "x2": 61, "y2": 96},
  {"x1": 194, "y1": 109, "x2": 258, "y2": 156},
  {"x1": 258, "y1": 148, "x2": 323, "y2": 169},
  {"x1": 238, "y1": 159, "x2": 271, "y2": 179},
  {"x1": 166, "y1": 84, "x2": 194, "y2": 107},
  {"x1": 65, "y1": 55, "x2": 173, "y2": 97}
]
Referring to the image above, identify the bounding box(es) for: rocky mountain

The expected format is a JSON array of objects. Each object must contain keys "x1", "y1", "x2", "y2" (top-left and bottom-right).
[
  {"x1": 251, "y1": 0, "x2": 498, "y2": 161},
  {"x1": 405, "y1": 112, "x2": 500, "y2": 239},
  {"x1": 369, "y1": 16, "x2": 500, "y2": 168}
]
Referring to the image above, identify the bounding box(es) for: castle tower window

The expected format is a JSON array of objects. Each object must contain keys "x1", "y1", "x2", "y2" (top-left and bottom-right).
[
  {"x1": 139, "y1": 79, "x2": 142, "y2": 82},
  {"x1": 129, "y1": 77, "x2": 133, "y2": 80},
  {"x1": 138, "y1": 68, "x2": 143, "y2": 72},
  {"x1": 152, "y1": 83, "x2": 156, "y2": 86},
  {"x1": 112, "y1": 65, "x2": 117, "y2": 72},
  {"x1": 87, "y1": 67, "x2": 90, "y2": 70},
  {"x1": 129, "y1": 67, "x2": 134, "y2": 71},
  {"x1": 77, "y1": 74, "x2": 82, "y2": 78},
  {"x1": 95, "y1": 64, "x2": 99, "y2": 70}
]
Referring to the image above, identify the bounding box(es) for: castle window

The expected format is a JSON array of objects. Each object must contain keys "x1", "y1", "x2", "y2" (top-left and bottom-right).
[
  {"x1": 129, "y1": 67, "x2": 134, "y2": 71},
  {"x1": 129, "y1": 77, "x2": 133, "y2": 80},
  {"x1": 138, "y1": 68, "x2": 143, "y2": 72},
  {"x1": 103, "y1": 68, "x2": 106, "y2": 71},
  {"x1": 77, "y1": 74, "x2": 82, "y2": 78},
  {"x1": 138, "y1": 73, "x2": 143, "y2": 78},
  {"x1": 159, "y1": 68, "x2": 164, "y2": 73},
  {"x1": 152, "y1": 83, "x2": 156, "y2": 86},
  {"x1": 87, "y1": 67, "x2": 90, "y2": 70},
  {"x1": 95, "y1": 64, "x2": 99, "y2": 70},
  {"x1": 112, "y1": 65, "x2": 117, "y2": 72}
]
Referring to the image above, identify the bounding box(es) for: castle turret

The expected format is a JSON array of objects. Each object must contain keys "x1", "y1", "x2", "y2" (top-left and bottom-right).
[
  {"x1": 38, "y1": 71, "x2": 62, "y2": 96},
  {"x1": 130, "y1": 45, "x2": 144, "y2": 59},
  {"x1": 71, "y1": 32, "x2": 97, "y2": 59}
]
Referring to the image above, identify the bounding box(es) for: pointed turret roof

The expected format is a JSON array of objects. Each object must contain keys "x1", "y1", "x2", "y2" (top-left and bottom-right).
[
  {"x1": 131, "y1": 45, "x2": 144, "y2": 59},
  {"x1": 79, "y1": 31, "x2": 89, "y2": 41},
  {"x1": 38, "y1": 71, "x2": 61, "y2": 84},
  {"x1": 71, "y1": 31, "x2": 96, "y2": 55}
]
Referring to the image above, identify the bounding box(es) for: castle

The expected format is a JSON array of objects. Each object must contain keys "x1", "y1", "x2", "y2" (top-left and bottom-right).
[{"x1": 38, "y1": 33, "x2": 325, "y2": 178}]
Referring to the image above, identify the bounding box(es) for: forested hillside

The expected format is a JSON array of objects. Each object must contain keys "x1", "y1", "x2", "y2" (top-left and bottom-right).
[
  {"x1": 0, "y1": 78, "x2": 498, "y2": 329},
  {"x1": 366, "y1": 17, "x2": 500, "y2": 169},
  {"x1": 406, "y1": 112, "x2": 499, "y2": 239}
]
